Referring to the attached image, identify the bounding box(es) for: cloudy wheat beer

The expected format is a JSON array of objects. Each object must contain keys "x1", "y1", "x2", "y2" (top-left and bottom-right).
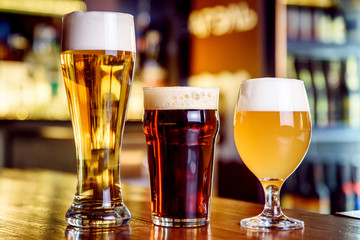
[
  {"x1": 234, "y1": 78, "x2": 311, "y2": 230},
  {"x1": 234, "y1": 111, "x2": 311, "y2": 180},
  {"x1": 60, "y1": 11, "x2": 136, "y2": 228},
  {"x1": 143, "y1": 87, "x2": 220, "y2": 227}
]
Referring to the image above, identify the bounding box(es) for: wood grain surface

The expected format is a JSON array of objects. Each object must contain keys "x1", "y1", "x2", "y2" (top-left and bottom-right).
[{"x1": 0, "y1": 169, "x2": 358, "y2": 239}]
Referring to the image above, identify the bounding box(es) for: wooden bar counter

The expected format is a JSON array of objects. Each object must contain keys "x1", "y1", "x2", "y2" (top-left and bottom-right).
[{"x1": 0, "y1": 168, "x2": 358, "y2": 239}]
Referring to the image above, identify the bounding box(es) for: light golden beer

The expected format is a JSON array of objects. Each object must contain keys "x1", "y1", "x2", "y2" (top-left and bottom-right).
[
  {"x1": 60, "y1": 49, "x2": 134, "y2": 202},
  {"x1": 234, "y1": 111, "x2": 311, "y2": 180},
  {"x1": 61, "y1": 11, "x2": 136, "y2": 228}
]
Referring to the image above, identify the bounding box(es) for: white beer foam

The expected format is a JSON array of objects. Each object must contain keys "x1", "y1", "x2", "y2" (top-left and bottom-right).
[
  {"x1": 237, "y1": 78, "x2": 310, "y2": 111},
  {"x1": 143, "y1": 87, "x2": 219, "y2": 110},
  {"x1": 61, "y1": 11, "x2": 136, "y2": 52}
]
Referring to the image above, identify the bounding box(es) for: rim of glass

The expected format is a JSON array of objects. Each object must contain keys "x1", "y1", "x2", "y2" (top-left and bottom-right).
[
  {"x1": 64, "y1": 11, "x2": 134, "y2": 18},
  {"x1": 243, "y1": 77, "x2": 303, "y2": 83},
  {"x1": 143, "y1": 86, "x2": 219, "y2": 91}
]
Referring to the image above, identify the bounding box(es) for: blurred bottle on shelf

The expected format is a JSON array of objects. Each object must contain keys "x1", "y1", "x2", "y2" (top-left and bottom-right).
[
  {"x1": 293, "y1": 57, "x2": 316, "y2": 124},
  {"x1": 299, "y1": 6, "x2": 312, "y2": 41},
  {"x1": 287, "y1": 5, "x2": 300, "y2": 40},
  {"x1": 284, "y1": 161, "x2": 330, "y2": 214},
  {"x1": 0, "y1": 20, "x2": 33, "y2": 120},
  {"x1": 140, "y1": 30, "x2": 166, "y2": 87},
  {"x1": 0, "y1": 61, "x2": 31, "y2": 120},
  {"x1": 283, "y1": 154, "x2": 360, "y2": 214},
  {"x1": 289, "y1": 54, "x2": 360, "y2": 128},
  {"x1": 311, "y1": 162, "x2": 331, "y2": 214},
  {"x1": 331, "y1": 5, "x2": 347, "y2": 44},
  {"x1": 7, "y1": 33, "x2": 30, "y2": 61},
  {"x1": 338, "y1": 0, "x2": 360, "y2": 43},
  {"x1": 287, "y1": 54, "x2": 298, "y2": 79},
  {"x1": 310, "y1": 60, "x2": 329, "y2": 127},
  {"x1": 0, "y1": 20, "x2": 10, "y2": 60},
  {"x1": 135, "y1": 0, "x2": 166, "y2": 87},
  {"x1": 324, "y1": 59, "x2": 342, "y2": 125},
  {"x1": 25, "y1": 23, "x2": 68, "y2": 120},
  {"x1": 0, "y1": 22, "x2": 69, "y2": 121},
  {"x1": 332, "y1": 159, "x2": 355, "y2": 212},
  {"x1": 323, "y1": 156, "x2": 338, "y2": 213},
  {"x1": 318, "y1": 7, "x2": 334, "y2": 43},
  {"x1": 351, "y1": 155, "x2": 360, "y2": 210},
  {"x1": 281, "y1": 166, "x2": 299, "y2": 211},
  {"x1": 343, "y1": 56, "x2": 360, "y2": 127},
  {"x1": 287, "y1": 3, "x2": 347, "y2": 44},
  {"x1": 313, "y1": 7, "x2": 329, "y2": 43},
  {"x1": 304, "y1": 57, "x2": 353, "y2": 127}
]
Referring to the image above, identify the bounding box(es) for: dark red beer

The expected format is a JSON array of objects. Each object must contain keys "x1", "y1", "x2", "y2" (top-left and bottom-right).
[{"x1": 143, "y1": 108, "x2": 219, "y2": 226}]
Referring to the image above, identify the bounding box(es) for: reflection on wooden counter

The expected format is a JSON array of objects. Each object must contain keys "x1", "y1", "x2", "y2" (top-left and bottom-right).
[{"x1": 0, "y1": 168, "x2": 358, "y2": 239}]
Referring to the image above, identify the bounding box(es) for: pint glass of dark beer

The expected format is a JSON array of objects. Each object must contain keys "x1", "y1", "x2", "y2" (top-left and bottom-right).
[
  {"x1": 60, "y1": 11, "x2": 136, "y2": 228},
  {"x1": 143, "y1": 87, "x2": 220, "y2": 227}
]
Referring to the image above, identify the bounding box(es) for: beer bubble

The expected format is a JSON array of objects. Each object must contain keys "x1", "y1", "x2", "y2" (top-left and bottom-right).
[
  {"x1": 191, "y1": 92, "x2": 200, "y2": 100},
  {"x1": 143, "y1": 87, "x2": 219, "y2": 110}
]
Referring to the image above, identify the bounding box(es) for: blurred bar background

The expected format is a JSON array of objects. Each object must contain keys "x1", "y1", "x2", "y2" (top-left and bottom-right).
[{"x1": 0, "y1": 0, "x2": 359, "y2": 214}]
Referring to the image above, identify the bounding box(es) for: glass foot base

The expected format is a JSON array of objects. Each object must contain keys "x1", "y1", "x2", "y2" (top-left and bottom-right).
[
  {"x1": 241, "y1": 215, "x2": 304, "y2": 230},
  {"x1": 65, "y1": 225, "x2": 131, "y2": 238},
  {"x1": 152, "y1": 215, "x2": 209, "y2": 227},
  {"x1": 66, "y1": 203, "x2": 131, "y2": 228}
]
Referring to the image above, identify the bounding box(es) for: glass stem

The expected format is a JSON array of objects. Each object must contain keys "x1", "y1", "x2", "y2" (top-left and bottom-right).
[{"x1": 260, "y1": 181, "x2": 284, "y2": 219}]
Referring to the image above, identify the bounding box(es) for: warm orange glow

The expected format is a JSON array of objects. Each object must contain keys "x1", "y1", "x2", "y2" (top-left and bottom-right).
[{"x1": 188, "y1": 1, "x2": 258, "y2": 38}]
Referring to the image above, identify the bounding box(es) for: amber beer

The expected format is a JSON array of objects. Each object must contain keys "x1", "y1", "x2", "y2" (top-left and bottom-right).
[
  {"x1": 143, "y1": 87, "x2": 219, "y2": 227},
  {"x1": 60, "y1": 11, "x2": 136, "y2": 228}
]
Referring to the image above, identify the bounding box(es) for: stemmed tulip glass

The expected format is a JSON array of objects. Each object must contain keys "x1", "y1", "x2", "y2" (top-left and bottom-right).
[{"x1": 233, "y1": 78, "x2": 312, "y2": 230}]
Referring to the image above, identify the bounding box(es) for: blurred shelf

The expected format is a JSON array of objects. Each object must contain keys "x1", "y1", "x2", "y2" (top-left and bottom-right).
[
  {"x1": 288, "y1": 40, "x2": 360, "y2": 60},
  {"x1": 312, "y1": 125, "x2": 360, "y2": 143},
  {"x1": 285, "y1": 0, "x2": 334, "y2": 8}
]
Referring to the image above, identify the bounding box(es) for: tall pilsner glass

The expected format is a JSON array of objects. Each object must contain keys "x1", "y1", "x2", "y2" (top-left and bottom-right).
[
  {"x1": 60, "y1": 11, "x2": 136, "y2": 228},
  {"x1": 234, "y1": 78, "x2": 311, "y2": 230}
]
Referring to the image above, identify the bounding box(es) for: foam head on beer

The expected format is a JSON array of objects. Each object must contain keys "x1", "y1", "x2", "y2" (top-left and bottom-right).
[
  {"x1": 61, "y1": 11, "x2": 136, "y2": 52},
  {"x1": 143, "y1": 87, "x2": 219, "y2": 110},
  {"x1": 237, "y1": 78, "x2": 310, "y2": 112}
]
